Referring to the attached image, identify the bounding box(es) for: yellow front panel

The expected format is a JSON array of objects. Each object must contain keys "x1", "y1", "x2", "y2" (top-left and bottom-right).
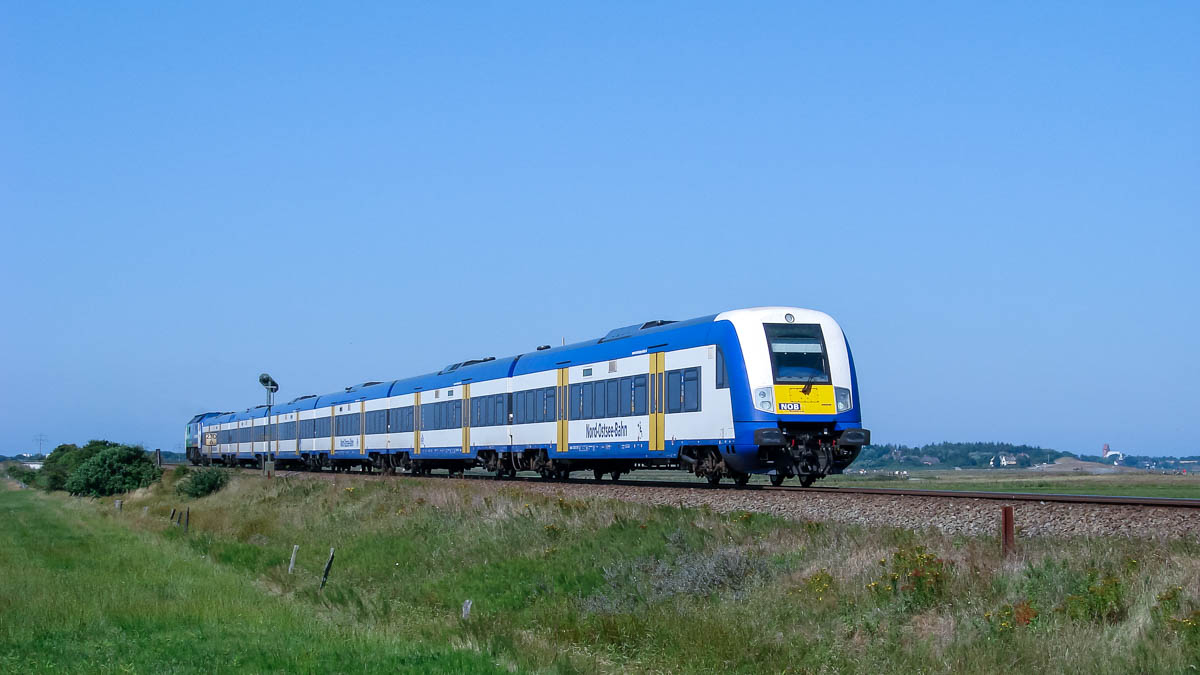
[{"x1": 773, "y1": 385, "x2": 836, "y2": 415}]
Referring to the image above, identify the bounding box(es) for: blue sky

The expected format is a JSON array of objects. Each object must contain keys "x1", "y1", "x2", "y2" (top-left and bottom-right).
[{"x1": 2, "y1": 2, "x2": 1196, "y2": 456}]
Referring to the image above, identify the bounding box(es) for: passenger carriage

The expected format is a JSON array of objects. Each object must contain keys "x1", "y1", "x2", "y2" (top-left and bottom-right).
[{"x1": 186, "y1": 307, "x2": 869, "y2": 486}]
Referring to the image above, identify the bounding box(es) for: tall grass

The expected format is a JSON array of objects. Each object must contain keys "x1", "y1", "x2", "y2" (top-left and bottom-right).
[{"x1": 7, "y1": 471, "x2": 1200, "y2": 673}]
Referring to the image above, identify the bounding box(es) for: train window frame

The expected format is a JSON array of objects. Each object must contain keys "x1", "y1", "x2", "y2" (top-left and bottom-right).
[
  {"x1": 667, "y1": 370, "x2": 683, "y2": 413},
  {"x1": 715, "y1": 346, "x2": 728, "y2": 389},
  {"x1": 633, "y1": 374, "x2": 648, "y2": 416},
  {"x1": 581, "y1": 381, "x2": 594, "y2": 420},
  {"x1": 683, "y1": 367, "x2": 701, "y2": 412},
  {"x1": 764, "y1": 323, "x2": 831, "y2": 385}
]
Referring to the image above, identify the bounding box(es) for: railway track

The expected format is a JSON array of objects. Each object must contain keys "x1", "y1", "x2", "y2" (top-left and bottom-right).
[{"x1": 228, "y1": 465, "x2": 1200, "y2": 509}]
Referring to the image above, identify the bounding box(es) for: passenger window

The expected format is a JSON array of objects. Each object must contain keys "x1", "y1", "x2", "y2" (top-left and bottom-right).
[
  {"x1": 545, "y1": 387, "x2": 556, "y2": 422},
  {"x1": 716, "y1": 347, "x2": 728, "y2": 389},
  {"x1": 581, "y1": 382, "x2": 593, "y2": 420},
  {"x1": 593, "y1": 381, "x2": 606, "y2": 419},
  {"x1": 606, "y1": 380, "x2": 619, "y2": 418},
  {"x1": 683, "y1": 367, "x2": 701, "y2": 412},
  {"x1": 633, "y1": 375, "x2": 648, "y2": 415},
  {"x1": 667, "y1": 370, "x2": 682, "y2": 413},
  {"x1": 619, "y1": 377, "x2": 633, "y2": 415},
  {"x1": 495, "y1": 395, "x2": 505, "y2": 426}
]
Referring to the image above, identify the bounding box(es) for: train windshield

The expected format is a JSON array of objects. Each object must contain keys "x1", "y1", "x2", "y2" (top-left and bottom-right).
[{"x1": 765, "y1": 323, "x2": 831, "y2": 384}]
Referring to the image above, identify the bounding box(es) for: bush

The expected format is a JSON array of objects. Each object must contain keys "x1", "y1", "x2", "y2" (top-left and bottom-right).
[
  {"x1": 176, "y1": 468, "x2": 230, "y2": 498},
  {"x1": 5, "y1": 463, "x2": 38, "y2": 485},
  {"x1": 868, "y1": 545, "x2": 952, "y2": 610},
  {"x1": 1059, "y1": 571, "x2": 1126, "y2": 623},
  {"x1": 64, "y1": 445, "x2": 162, "y2": 498},
  {"x1": 38, "y1": 440, "x2": 120, "y2": 491}
]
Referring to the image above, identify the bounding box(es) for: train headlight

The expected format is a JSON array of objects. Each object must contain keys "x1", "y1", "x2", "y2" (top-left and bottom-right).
[
  {"x1": 835, "y1": 387, "x2": 852, "y2": 412},
  {"x1": 754, "y1": 387, "x2": 774, "y2": 412}
]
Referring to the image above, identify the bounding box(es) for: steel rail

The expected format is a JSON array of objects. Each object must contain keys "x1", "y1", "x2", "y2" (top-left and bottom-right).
[{"x1": 763, "y1": 485, "x2": 1200, "y2": 508}]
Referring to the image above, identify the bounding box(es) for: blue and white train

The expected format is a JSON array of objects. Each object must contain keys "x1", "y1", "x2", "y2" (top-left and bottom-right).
[{"x1": 185, "y1": 307, "x2": 870, "y2": 486}]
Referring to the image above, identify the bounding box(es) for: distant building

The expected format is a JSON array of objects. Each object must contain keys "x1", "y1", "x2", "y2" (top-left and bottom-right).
[{"x1": 990, "y1": 454, "x2": 1018, "y2": 467}]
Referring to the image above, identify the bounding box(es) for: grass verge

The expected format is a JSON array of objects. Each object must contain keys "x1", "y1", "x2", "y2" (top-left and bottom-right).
[{"x1": 4, "y1": 473, "x2": 1200, "y2": 673}]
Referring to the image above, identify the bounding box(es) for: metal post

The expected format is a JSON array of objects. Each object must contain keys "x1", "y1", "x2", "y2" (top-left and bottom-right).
[
  {"x1": 320, "y1": 548, "x2": 335, "y2": 590},
  {"x1": 1001, "y1": 506, "x2": 1015, "y2": 557},
  {"x1": 288, "y1": 545, "x2": 299, "y2": 574}
]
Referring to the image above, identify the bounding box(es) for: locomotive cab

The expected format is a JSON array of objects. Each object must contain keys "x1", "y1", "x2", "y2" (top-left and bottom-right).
[{"x1": 719, "y1": 307, "x2": 870, "y2": 486}]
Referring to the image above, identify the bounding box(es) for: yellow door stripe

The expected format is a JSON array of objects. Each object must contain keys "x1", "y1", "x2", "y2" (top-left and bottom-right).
[
  {"x1": 462, "y1": 383, "x2": 471, "y2": 453},
  {"x1": 360, "y1": 400, "x2": 366, "y2": 456},
  {"x1": 414, "y1": 392, "x2": 421, "y2": 455}
]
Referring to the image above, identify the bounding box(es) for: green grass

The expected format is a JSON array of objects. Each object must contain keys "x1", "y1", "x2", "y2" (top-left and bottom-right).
[
  {"x1": 0, "y1": 488, "x2": 500, "y2": 674},
  {"x1": 4, "y1": 473, "x2": 1200, "y2": 673}
]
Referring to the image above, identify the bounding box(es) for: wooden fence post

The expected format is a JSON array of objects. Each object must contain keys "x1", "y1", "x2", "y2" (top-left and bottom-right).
[
  {"x1": 1001, "y1": 506, "x2": 1015, "y2": 557},
  {"x1": 169, "y1": 507, "x2": 176, "y2": 522},
  {"x1": 184, "y1": 508, "x2": 190, "y2": 533}
]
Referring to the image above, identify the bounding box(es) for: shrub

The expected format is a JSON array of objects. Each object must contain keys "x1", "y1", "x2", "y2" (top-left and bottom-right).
[
  {"x1": 176, "y1": 467, "x2": 230, "y2": 498},
  {"x1": 5, "y1": 463, "x2": 38, "y2": 485},
  {"x1": 64, "y1": 445, "x2": 162, "y2": 498},
  {"x1": 1058, "y1": 571, "x2": 1126, "y2": 624},
  {"x1": 867, "y1": 545, "x2": 951, "y2": 610},
  {"x1": 986, "y1": 599, "x2": 1039, "y2": 635},
  {"x1": 38, "y1": 440, "x2": 120, "y2": 491}
]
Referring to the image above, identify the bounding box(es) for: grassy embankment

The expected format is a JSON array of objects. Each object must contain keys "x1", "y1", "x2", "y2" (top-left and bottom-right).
[{"x1": 3, "y1": 470, "x2": 1199, "y2": 673}]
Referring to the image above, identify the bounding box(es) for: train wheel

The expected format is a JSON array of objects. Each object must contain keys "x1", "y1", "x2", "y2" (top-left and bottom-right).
[
  {"x1": 706, "y1": 472, "x2": 721, "y2": 487},
  {"x1": 610, "y1": 471, "x2": 622, "y2": 481},
  {"x1": 799, "y1": 475, "x2": 816, "y2": 487},
  {"x1": 733, "y1": 473, "x2": 750, "y2": 488},
  {"x1": 593, "y1": 469, "x2": 604, "y2": 482},
  {"x1": 770, "y1": 473, "x2": 785, "y2": 487},
  {"x1": 539, "y1": 467, "x2": 553, "y2": 480}
]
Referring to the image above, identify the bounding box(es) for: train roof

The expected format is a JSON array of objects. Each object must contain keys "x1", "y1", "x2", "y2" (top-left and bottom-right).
[
  {"x1": 193, "y1": 311, "x2": 761, "y2": 418},
  {"x1": 512, "y1": 314, "x2": 719, "y2": 374}
]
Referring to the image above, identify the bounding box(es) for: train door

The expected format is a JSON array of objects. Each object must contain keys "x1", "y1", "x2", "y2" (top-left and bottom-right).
[
  {"x1": 413, "y1": 392, "x2": 422, "y2": 456},
  {"x1": 650, "y1": 352, "x2": 666, "y2": 451},
  {"x1": 556, "y1": 368, "x2": 568, "y2": 454},
  {"x1": 461, "y1": 384, "x2": 471, "y2": 454},
  {"x1": 359, "y1": 400, "x2": 366, "y2": 458}
]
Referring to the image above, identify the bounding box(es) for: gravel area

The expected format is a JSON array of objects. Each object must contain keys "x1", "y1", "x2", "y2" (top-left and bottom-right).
[
  {"x1": 506, "y1": 480, "x2": 1200, "y2": 539},
  {"x1": 270, "y1": 469, "x2": 1199, "y2": 539}
]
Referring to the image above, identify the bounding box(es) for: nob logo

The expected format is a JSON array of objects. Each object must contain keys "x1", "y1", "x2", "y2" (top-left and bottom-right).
[{"x1": 778, "y1": 402, "x2": 802, "y2": 412}]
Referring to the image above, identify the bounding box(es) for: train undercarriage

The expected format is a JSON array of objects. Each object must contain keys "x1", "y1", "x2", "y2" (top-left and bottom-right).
[{"x1": 190, "y1": 433, "x2": 864, "y2": 487}]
